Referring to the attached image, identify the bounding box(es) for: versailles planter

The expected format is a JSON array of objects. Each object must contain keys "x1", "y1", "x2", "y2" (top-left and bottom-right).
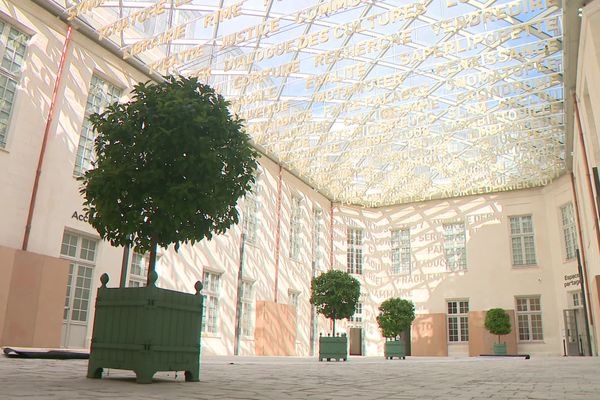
[
  {"x1": 319, "y1": 334, "x2": 347, "y2": 361},
  {"x1": 384, "y1": 339, "x2": 406, "y2": 360},
  {"x1": 493, "y1": 343, "x2": 507, "y2": 355},
  {"x1": 87, "y1": 272, "x2": 203, "y2": 383}
]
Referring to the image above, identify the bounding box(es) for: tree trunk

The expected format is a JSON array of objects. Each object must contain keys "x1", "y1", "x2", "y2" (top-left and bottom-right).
[
  {"x1": 146, "y1": 237, "x2": 158, "y2": 285},
  {"x1": 332, "y1": 313, "x2": 336, "y2": 336}
]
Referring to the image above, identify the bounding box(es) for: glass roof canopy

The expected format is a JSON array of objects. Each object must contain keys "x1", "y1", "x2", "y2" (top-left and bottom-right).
[{"x1": 62, "y1": 0, "x2": 565, "y2": 207}]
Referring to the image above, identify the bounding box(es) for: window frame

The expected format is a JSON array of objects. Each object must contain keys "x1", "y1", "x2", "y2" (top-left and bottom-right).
[
  {"x1": 127, "y1": 252, "x2": 148, "y2": 287},
  {"x1": 391, "y1": 228, "x2": 411, "y2": 275},
  {"x1": 446, "y1": 299, "x2": 469, "y2": 343},
  {"x1": 509, "y1": 214, "x2": 537, "y2": 267},
  {"x1": 312, "y1": 207, "x2": 323, "y2": 268},
  {"x1": 515, "y1": 296, "x2": 543, "y2": 342},
  {"x1": 347, "y1": 227, "x2": 363, "y2": 275},
  {"x1": 559, "y1": 203, "x2": 578, "y2": 261},
  {"x1": 0, "y1": 21, "x2": 31, "y2": 149},
  {"x1": 242, "y1": 174, "x2": 261, "y2": 244},
  {"x1": 443, "y1": 222, "x2": 466, "y2": 272},
  {"x1": 239, "y1": 279, "x2": 255, "y2": 338},
  {"x1": 201, "y1": 270, "x2": 222, "y2": 335},
  {"x1": 289, "y1": 195, "x2": 302, "y2": 260},
  {"x1": 59, "y1": 231, "x2": 98, "y2": 324},
  {"x1": 73, "y1": 73, "x2": 122, "y2": 177},
  {"x1": 349, "y1": 302, "x2": 363, "y2": 324}
]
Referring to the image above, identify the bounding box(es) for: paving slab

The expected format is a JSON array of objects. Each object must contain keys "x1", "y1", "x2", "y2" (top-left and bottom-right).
[{"x1": 1, "y1": 354, "x2": 599, "y2": 399}]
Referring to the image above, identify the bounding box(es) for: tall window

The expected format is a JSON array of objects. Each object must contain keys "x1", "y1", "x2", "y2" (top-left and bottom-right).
[
  {"x1": 569, "y1": 291, "x2": 582, "y2": 309},
  {"x1": 128, "y1": 252, "x2": 147, "y2": 287},
  {"x1": 290, "y1": 196, "x2": 302, "y2": 259},
  {"x1": 243, "y1": 177, "x2": 260, "y2": 244},
  {"x1": 288, "y1": 289, "x2": 300, "y2": 338},
  {"x1": 0, "y1": 22, "x2": 30, "y2": 148},
  {"x1": 312, "y1": 208, "x2": 323, "y2": 270},
  {"x1": 560, "y1": 203, "x2": 578, "y2": 260},
  {"x1": 347, "y1": 227, "x2": 363, "y2": 274},
  {"x1": 443, "y1": 223, "x2": 466, "y2": 271},
  {"x1": 74, "y1": 75, "x2": 122, "y2": 176},
  {"x1": 350, "y1": 302, "x2": 363, "y2": 323},
  {"x1": 201, "y1": 271, "x2": 221, "y2": 334},
  {"x1": 60, "y1": 232, "x2": 97, "y2": 323},
  {"x1": 240, "y1": 280, "x2": 254, "y2": 337},
  {"x1": 447, "y1": 300, "x2": 469, "y2": 342},
  {"x1": 516, "y1": 296, "x2": 543, "y2": 341},
  {"x1": 510, "y1": 215, "x2": 537, "y2": 266},
  {"x1": 391, "y1": 229, "x2": 411, "y2": 274}
]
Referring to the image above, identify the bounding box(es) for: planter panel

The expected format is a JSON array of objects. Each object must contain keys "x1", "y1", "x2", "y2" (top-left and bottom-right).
[
  {"x1": 319, "y1": 335, "x2": 347, "y2": 361},
  {"x1": 493, "y1": 343, "x2": 507, "y2": 355},
  {"x1": 87, "y1": 274, "x2": 203, "y2": 383},
  {"x1": 384, "y1": 340, "x2": 406, "y2": 359}
]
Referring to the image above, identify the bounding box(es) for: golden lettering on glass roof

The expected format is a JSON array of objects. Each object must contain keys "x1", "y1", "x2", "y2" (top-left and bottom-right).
[{"x1": 63, "y1": 0, "x2": 565, "y2": 206}]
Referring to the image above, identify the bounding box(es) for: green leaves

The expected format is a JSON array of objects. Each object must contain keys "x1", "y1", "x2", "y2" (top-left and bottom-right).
[
  {"x1": 310, "y1": 270, "x2": 360, "y2": 321},
  {"x1": 484, "y1": 308, "x2": 512, "y2": 336},
  {"x1": 80, "y1": 75, "x2": 258, "y2": 254},
  {"x1": 376, "y1": 297, "x2": 415, "y2": 339}
]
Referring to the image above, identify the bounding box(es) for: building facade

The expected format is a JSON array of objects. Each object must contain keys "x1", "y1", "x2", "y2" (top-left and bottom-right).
[{"x1": 0, "y1": 0, "x2": 599, "y2": 358}]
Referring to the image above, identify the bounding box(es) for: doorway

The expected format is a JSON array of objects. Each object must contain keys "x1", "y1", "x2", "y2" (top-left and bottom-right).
[
  {"x1": 349, "y1": 327, "x2": 362, "y2": 355},
  {"x1": 59, "y1": 232, "x2": 97, "y2": 349},
  {"x1": 563, "y1": 309, "x2": 589, "y2": 356}
]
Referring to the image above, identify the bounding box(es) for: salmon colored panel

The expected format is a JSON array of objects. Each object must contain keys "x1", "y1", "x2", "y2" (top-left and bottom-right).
[{"x1": 411, "y1": 313, "x2": 448, "y2": 356}]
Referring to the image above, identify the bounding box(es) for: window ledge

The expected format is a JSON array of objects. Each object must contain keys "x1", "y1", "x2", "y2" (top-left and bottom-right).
[
  {"x1": 511, "y1": 264, "x2": 539, "y2": 270},
  {"x1": 201, "y1": 333, "x2": 221, "y2": 339},
  {"x1": 517, "y1": 340, "x2": 545, "y2": 344}
]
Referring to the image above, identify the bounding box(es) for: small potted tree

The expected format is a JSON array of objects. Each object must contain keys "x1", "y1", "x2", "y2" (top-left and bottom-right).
[
  {"x1": 376, "y1": 297, "x2": 415, "y2": 360},
  {"x1": 484, "y1": 308, "x2": 512, "y2": 355},
  {"x1": 310, "y1": 270, "x2": 360, "y2": 362},
  {"x1": 82, "y1": 76, "x2": 257, "y2": 383}
]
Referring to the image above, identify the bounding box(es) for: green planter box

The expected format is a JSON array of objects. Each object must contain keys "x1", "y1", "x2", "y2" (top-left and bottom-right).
[
  {"x1": 319, "y1": 335, "x2": 347, "y2": 361},
  {"x1": 493, "y1": 343, "x2": 507, "y2": 355},
  {"x1": 87, "y1": 273, "x2": 203, "y2": 383},
  {"x1": 384, "y1": 339, "x2": 406, "y2": 360}
]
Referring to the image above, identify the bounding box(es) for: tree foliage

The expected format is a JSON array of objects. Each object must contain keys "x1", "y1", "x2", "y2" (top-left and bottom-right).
[
  {"x1": 484, "y1": 308, "x2": 512, "y2": 343},
  {"x1": 310, "y1": 270, "x2": 360, "y2": 335},
  {"x1": 80, "y1": 76, "x2": 257, "y2": 279},
  {"x1": 376, "y1": 297, "x2": 415, "y2": 339}
]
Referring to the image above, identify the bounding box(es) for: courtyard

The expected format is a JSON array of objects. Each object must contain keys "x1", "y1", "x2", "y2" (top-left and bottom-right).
[{"x1": 0, "y1": 355, "x2": 598, "y2": 399}]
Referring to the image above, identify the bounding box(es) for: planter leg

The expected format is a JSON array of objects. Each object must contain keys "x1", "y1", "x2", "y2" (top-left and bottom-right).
[
  {"x1": 135, "y1": 369, "x2": 155, "y2": 384},
  {"x1": 87, "y1": 364, "x2": 103, "y2": 379},
  {"x1": 185, "y1": 368, "x2": 199, "y2": 382}
]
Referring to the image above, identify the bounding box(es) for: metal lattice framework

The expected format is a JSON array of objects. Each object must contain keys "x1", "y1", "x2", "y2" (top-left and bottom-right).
[{"x1": 60, "y1": 0, "x2": 566, "y2": 207}]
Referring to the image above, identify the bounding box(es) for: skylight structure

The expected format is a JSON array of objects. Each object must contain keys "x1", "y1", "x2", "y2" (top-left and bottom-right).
[{"x1": 62, "y1": 0, "x2": 565, "y2": 207}]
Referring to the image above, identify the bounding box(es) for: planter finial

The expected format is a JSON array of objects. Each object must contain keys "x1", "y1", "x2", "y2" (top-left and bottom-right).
[
  {"x1": 100, "y1": 273, "x2": 109, "y2": 288},
  {"x1": 148, "y1": 271, "x2": 159, "y2": 287},
  {"x1": 194, "y1": 281, "x2": 203, "y2": 294}
]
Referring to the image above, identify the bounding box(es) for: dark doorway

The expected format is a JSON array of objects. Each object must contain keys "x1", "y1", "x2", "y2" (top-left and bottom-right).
[{"x1": 349, "y1": 327, "x2": 362, "y2": 355}]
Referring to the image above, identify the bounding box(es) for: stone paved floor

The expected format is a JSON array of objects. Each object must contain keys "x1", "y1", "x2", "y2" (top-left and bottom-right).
[{"x1": 1, "y1": 354, "x2": 599, "y2": 399}]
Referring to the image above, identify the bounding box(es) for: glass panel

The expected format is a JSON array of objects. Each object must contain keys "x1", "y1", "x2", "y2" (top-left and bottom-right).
[
  {"x1": 70, "y1": 265, "x2": 93, "y2": 322},
  {"x1": 518, "y1": 315, "x2": 530, "y2": 341},
  {"x1": 79, "y1": 238, "x2": 97, "y2": 262},
  {"x1": 61, "y1": 232, "x2": 78, "y2": 257}
]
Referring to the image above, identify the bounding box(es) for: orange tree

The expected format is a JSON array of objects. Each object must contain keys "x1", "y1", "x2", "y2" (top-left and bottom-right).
[
  {"x1": 80, "y1": 76, "x2": 257, "y2": 283},
  {"x1": 310, "y1": 270, "x2": 360, "y2": 336}
]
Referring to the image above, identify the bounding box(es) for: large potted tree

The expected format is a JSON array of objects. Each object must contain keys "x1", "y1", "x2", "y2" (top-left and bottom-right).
[
  {"x1": 82, "y1": 76, "x2": 257, "y2": 383},
  {"x1": 376, "y1": 297, "x2": 415, "y2": 360},
  {"x1": 310, "y1": 270, "x2": 360, "y2": 362},
  {"x1": 484, "y1": 308, "x2": 512, "y2": 355}
]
